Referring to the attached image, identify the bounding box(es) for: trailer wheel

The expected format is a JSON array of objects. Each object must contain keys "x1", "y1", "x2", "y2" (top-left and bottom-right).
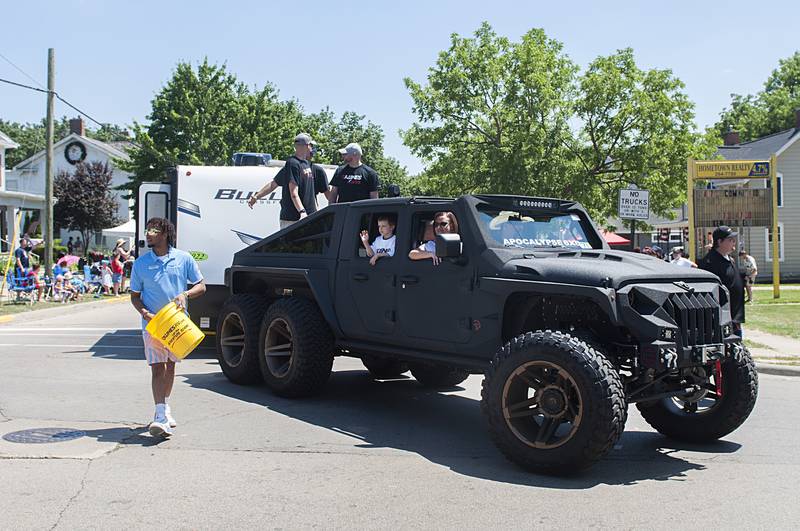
[
  {"x1": 216, "y1": 295, "x2": 268, "y2": 385},
  {"x1": 259, "y1": 297, "x2": 334, "y2": 397}
]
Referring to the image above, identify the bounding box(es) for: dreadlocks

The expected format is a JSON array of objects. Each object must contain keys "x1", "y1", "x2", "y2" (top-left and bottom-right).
[{"x1": 146, "y1": 217, "x2": 176, "y2": 247}]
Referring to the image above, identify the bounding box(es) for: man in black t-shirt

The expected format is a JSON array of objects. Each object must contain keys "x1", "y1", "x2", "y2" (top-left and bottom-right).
[
  {"x1": 247, "y1": 133, "x2": 329, "y2": 228},
  {"x1": 330, "y1": 143, "x2": 380, "y2": 203}
]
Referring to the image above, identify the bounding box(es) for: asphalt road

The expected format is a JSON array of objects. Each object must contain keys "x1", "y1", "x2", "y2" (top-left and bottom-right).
[{"x1": 1, "y1": 299, "x2": 798, "y2": 530}]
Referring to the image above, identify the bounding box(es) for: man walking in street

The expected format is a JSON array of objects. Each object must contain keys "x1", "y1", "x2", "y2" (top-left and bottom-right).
[
  {"x1": 129, "y1": 217, "x2": 206, "y2": 437},
  {"x1": 698, "y1": 226, "x2": 745, "y2": 337},
  {"x1": 329, "y1": 143, "x2": 380, "y2": 203}
]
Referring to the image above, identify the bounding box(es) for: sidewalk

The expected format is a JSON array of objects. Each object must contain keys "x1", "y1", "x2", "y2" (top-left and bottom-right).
[
  {"x1": 746, "y1": 328, "x2": 800, "y2": 377},
  {"x1": 0, "y1": 294, "x2": 130, "y2": 325}
]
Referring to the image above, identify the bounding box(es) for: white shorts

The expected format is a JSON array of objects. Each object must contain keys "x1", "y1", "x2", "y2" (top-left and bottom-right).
[
  {"x1": 142, "y1": 330, "x2": 180, "y2": 365},
  {"x1": 279, "y1": 219, "x2": 296, "y2": 229}
]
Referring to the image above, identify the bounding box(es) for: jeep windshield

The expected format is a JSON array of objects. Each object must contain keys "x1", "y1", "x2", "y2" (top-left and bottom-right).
[{"x1": 476, "y1": 205, "x2": 596, "y2": 250}]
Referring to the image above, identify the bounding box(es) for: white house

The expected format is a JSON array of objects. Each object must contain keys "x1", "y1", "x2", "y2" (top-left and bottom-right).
[
  {"x1": 1, "y1": 129, "x2": 46, "y2": 253},
  {"x1": 5, "y1": 118, "x2": 134, "y2": 250}
]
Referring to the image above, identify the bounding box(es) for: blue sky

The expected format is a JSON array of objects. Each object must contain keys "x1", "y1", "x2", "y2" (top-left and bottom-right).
[{"x1": 1, "y1": 0, "x2": 798, "y2": 174}]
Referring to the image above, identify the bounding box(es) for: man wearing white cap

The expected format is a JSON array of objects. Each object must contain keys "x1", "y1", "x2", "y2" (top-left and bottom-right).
[{"x1": 329, "y1": 142, "x2": 380, "y2": 203}]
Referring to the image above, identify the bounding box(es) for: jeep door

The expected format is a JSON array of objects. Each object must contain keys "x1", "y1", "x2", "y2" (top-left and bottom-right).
[
  {"x1": 395, "y1": 206, "x2": 474, "y2": 345},
  {"x1": 335, "y1": 206, "x2": 408, "y2": 341}
]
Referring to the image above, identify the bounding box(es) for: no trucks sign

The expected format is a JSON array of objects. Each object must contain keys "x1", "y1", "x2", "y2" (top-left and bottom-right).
[{"x1": 618, "y1": 187, "x2": 650, "y2": 220}]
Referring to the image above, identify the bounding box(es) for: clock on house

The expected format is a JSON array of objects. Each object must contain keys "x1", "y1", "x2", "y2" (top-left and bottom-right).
[{"x1": 64, "y1": 141, "x2": 87, "y2": 165}]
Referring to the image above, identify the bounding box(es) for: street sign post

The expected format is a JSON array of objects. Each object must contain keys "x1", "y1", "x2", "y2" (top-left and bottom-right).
[
  {"x1": 618, "y1": 185, "x2": 650, "y2": 251},
  {"x1": 618, "y1": 186, "x2": 650, "y2": 220}
]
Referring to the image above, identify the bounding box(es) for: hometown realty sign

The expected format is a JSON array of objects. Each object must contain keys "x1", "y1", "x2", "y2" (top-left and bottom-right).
[{"x1": 618, "y1": 187, "x2": 650, "y2": 220}]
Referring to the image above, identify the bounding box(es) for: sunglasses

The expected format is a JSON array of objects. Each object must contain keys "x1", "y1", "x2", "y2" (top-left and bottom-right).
[
  {"x1": 435, "y1": 221, "x2": 450, "y2": 228},
  {"x1": 145, "y1": 228, "x2": 162, "y2": 235}
]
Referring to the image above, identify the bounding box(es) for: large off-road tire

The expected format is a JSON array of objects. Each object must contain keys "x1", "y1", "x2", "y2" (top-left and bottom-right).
[
  {"x1": 637, "y1": 346, "x2": 758, "y2": 442},
  {"x1": 258, "y1": 297, "x2": 334, "y2": 397},
  {"x1": 216, "y1": 295, "x2": 268, "y2": 385},
  {"x1": 409, "y1": 362, "x2": 469, "y2": 388},
  {"x1": 362, "y1": 355, "x2": 409, "y2": 379},
  {"x1": 481, "y1": 331, "x2": 626, "y2": 474}
]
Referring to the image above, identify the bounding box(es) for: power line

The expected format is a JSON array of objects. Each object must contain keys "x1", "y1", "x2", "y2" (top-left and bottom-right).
[
  {"x1": 0, "y1": 76, "x2": 108, "y2": 129},
  {"x1": 0, "y1": 51, "x2": 45, "y2": 89}
]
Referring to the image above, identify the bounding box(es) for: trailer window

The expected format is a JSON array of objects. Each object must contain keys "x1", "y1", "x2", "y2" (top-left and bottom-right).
[
  {"x1": 145, "y1": 191, "x2": 169, "y2": 222},
  {"x1": 254, "y1": 213, "x2": 335, "y2": 255}
]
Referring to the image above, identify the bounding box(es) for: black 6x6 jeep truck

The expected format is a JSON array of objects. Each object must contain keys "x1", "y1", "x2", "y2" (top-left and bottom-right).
[{"x1": 215, "y1": 194, "x2": 758, "y2": 473}]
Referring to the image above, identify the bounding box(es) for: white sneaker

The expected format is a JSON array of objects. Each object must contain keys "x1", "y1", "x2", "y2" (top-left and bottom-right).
[
  {"x1": 149, "y1": 418, "x2": 173, "y2": 437},
  {"x1": 165, "y1": 410, "x2": 177, "y2": 428}
]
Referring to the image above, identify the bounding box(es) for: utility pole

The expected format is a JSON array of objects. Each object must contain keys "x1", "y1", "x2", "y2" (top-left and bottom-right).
[{"x1": 44, "y1": 48, "x2": 55, "y2": 280}]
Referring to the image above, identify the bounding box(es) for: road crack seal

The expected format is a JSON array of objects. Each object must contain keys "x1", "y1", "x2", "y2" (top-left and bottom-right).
[{"x1": 50, "y1": 460, "x2": 92, "y2": 531}]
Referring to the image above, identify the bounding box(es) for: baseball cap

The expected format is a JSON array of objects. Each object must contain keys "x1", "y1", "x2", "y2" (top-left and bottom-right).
[
  {"x1": 294, "y1": 133, "x2": 314, "y2": 145},
  {"x1": 712, "y1": 225, "x2": 738, "y2": 241},
  {"x1": 671, "y1": 246, "x2": 684, "y2": 253},
  {"x1": 338, "y1": 142, "x2": 363, "y2": 156}
]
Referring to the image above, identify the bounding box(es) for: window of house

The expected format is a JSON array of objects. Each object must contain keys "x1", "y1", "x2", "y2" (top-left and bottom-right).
[
  {"x1": 765, "y1": 173, "x2": 783, "y2": 207},
  {"x1": 765, "y1": 223, "x2": 784, "y2": 262},
  {"x1": 356, "y1": 212, "x2": 398, "y2": 258},
  {"x1": 254, "y1": 213, "x2": 335, "y2": 255}
]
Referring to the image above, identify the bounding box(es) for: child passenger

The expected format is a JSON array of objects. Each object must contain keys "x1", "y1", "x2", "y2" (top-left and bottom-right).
[{"x1": 359, "y1": 216, "x2": 396, "y2": 266}]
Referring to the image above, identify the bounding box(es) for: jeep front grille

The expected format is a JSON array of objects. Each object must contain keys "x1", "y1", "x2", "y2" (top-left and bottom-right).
[{"x1": 664, "y1": 292, "x2": 721, "y2": 347}]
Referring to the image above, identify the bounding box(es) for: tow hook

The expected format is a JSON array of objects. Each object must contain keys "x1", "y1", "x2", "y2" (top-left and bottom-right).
[{"x1": 714, "y1": 360, "x2": 723, "y2": 398}]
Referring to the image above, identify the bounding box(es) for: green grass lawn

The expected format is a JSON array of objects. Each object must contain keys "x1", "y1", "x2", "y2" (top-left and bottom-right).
[
  {"x1": 746, "y1": 303, "x2": 800, "y2": 340},
  {"x1": 0, "y1": 294, "x2": 129, "y2": 317},
  {"x1": 751, "y1": 289, "x2": 800, "y2": 304}
]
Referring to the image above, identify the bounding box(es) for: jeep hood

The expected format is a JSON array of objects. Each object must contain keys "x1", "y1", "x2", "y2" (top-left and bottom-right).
[{"x1": 499, "y1": 249, "x2": 719, "y2": 289}]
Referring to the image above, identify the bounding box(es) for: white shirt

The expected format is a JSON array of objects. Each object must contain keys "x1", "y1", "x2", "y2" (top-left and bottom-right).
[
  {"x1": 371, "y1": 234, "x2": 396, "y2": 257},
  {"x1": 423, "y1": 240, "x2": 436, "y2": 253},
  {"x1": 670, "y1": 256, "x2": 694, "y2": 268}
]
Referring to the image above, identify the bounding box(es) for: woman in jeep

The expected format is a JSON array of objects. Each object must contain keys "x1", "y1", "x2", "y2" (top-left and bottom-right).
[{"x1": 409, "y1": 211, "x2": 459, "y2": 265}]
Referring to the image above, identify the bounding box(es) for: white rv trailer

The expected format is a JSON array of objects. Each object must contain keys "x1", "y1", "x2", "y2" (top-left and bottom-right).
[{"x1": 136, "y1": 161, "x2": 334, "y2": 338}]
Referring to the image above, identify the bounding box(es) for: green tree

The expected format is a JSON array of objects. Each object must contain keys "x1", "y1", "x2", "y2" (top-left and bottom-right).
[
  {"x1": 403, "y1": 23, "x2": 577, "y2": 199},
  {"x1": 119, "y1": 60, "x2": 315, "y2": 196},
  {"x1": 54, "y1": 161, "x2": 120, "y2": 255},
  {"x1": 0, "y1": 117, "x2": 129, "y2": 168},
  {"x1": 403, "y1": 23, "x2": 707, "y2": 224},
  {"x1": 568, "y1": 49, "x2": 703, "y2": 222},
  {"x1": 120, "y1": 58, "x2": 408, "y2": 210},
  {"x1": 716, "y1": 51, "x2": 800, "y2": 141}
]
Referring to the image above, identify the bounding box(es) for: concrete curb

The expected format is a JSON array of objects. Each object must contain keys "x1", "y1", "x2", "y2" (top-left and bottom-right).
[{"x1": 756, "y1": 362, "x2": 800, "y2": 377}]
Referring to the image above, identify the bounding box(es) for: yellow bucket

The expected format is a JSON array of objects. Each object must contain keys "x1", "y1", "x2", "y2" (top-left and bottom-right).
[{"x1": 145, "y1": 301, "x2": 204, "y2": 359}]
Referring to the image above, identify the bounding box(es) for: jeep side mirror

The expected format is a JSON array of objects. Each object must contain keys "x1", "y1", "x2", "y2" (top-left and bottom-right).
[{"x1": 436, "y1": 233, "x2": 462, "y2": 258}]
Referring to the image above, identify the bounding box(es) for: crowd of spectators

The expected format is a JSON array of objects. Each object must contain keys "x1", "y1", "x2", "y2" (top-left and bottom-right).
[{"x1": 4, "y1": 236, "x2": 134, "y2": 304}]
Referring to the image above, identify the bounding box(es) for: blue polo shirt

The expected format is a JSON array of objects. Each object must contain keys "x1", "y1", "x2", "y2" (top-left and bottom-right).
[{"x1": 130, "y1": 247, "x2": 203, "y2": 330}]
